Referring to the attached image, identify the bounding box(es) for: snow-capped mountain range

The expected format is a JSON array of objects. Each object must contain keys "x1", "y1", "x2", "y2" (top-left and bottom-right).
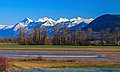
[{"x1": 0, "y1": 17, "x2": 94, "y2": 37}]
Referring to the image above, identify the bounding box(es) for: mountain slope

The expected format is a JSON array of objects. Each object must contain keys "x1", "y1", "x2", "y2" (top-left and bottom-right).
[
  {"x1": 83, "y1": 14, "x2": 120, "y2": 32},
  {"x1": 70, "y1": 22, "x2": 88, "y2": 30}
]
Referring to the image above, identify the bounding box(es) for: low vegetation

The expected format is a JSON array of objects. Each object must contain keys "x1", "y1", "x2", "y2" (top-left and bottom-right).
[
  {"x1": 0, "y1": 43, "x2": 119, "y2": 49},
  {"x1": 49, "y1": 64, "x2": 120, "y2": 69},
  {"x1": 0, "y1": 56, "x2": 13, "y2": 72},
  {"x1": 0, "y1": 43, "x2": 119, "y2": 71},
  {"x1": 11, "y1": 58, "x2": 120, "y2": 70}
]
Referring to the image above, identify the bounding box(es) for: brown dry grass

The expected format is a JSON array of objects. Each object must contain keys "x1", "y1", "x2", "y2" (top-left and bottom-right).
[
  {"x1": 12, "y1": 58, "x2": 120, "y2": 70},
  {"x1": 0, "y1": 47, "x2": 120, "y2": 70},
  {"x1": 0, "y1": 48, "x2": 120, "y2": 52}
]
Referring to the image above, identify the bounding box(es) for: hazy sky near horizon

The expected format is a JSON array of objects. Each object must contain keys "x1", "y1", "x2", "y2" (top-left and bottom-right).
[{"x1": 0, "y1": 0, "x2": 120, "y2": 25}]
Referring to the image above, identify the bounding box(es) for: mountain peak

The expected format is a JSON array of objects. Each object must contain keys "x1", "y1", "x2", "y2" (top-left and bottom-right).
[
  {"x1": 57, "y1": 18, "x2": 69, "y2": 23},
  {"x1": 38, "y1": 17, "x2": 56, "y2": 23},
  {"x1": 70, "y1": 18, "x2": 77, "y2": 22},
  {"x1": 77, "y1": 17, "x2": 82, "y2": 20},
  {"x1": 70, "y1": 17, "x2": 83, "y2": 24},
  {"x1": 21, "y1": 18, "x2": 33, "y2": 23}
]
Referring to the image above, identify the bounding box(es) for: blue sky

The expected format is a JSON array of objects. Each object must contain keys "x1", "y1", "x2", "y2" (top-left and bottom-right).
[{"x1": 0, "y1": 0, "x2": 120, "y2": 25}]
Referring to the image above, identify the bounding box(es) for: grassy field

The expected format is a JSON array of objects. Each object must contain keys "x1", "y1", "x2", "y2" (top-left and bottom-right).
[
  {"x1": 0, "y1": 43, "x2": 120, "y2": 49},
  {"x1": 0, "y1": 43, "x2": 119, "y2": 53}
]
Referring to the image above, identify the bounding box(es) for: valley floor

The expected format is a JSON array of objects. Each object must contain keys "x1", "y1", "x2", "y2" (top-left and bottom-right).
[{"x1": 0, "y1": 43, "x2": 119, "y2": 71}]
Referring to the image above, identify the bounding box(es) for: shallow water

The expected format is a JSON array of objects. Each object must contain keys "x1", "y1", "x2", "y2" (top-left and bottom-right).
[
  {"x1": 0, "y1": 51, "x2": 103, "y2": 58},
  {"x1": 0, "y1": 52, "x2": 120, "y2": 60},
  {"x1": 0, "y1": 52, "x2": 99, "y2": 55},
  {"x1": 13, "y1": 69, "x2": 120, "y2": 72}
]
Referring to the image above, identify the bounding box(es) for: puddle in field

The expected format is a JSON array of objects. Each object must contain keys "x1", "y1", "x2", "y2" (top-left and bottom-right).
[
  {"x1": 0, "y1": 52, "x2": 119, "y2": 60},
  {"x1": 0, "y1": 52, "x2": 103, "y2": 58},
  {"x1": 0, "y1": 51, "x2": 100, "y2": 55},
  {"x1": 13, "y1": 69, "x2": 120, "y2": 72}
]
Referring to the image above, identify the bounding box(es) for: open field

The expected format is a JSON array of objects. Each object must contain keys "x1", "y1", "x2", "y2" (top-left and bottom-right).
[
  {"x1": 0, "y1": 43, "x2": 120, "y2": 49},
  {"x1": 10, "y1": 59, "x2": 120, "y2": 70},
  {"x1": 0, "y1": 43, "x2": 119, "y2": 71},
  {"x1": 8, "y1": 51, "x2": 120, "y2": 70}
]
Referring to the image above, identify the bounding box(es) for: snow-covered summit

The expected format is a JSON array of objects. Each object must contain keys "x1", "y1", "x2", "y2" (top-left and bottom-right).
[
  {"x1": 70, "y1": 17, "x2": 93, "y2": 24},
  {"x1": 38, "y1": 17, "x2": 56, "y2": 22},
  {"x1": 13, "y1": 18, "x2": 33, "y2": 31},
  {"x1": 57, "y1": 18, "x2": 69, "y2": 23},
  {"x1": 0, "y1": 25, "x2": 6, "y2": 29},
  {"x1": 21, "y1": 18, "x2": 33, "y2": 23}
]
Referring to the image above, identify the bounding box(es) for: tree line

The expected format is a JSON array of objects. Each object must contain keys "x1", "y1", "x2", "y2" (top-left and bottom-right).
[{"x1": 18, "y1": 26, "x2": 120, "y2": 46}]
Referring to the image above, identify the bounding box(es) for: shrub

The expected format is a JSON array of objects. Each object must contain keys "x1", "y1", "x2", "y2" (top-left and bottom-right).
[{"x1": 0, "y1": 56, "x2": 11, "y2": 72}]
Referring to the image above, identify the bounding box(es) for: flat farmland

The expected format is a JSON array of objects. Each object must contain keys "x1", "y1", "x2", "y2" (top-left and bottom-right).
[{"x1": 0, "y1": 43, "x2": 119, "y2": 70}]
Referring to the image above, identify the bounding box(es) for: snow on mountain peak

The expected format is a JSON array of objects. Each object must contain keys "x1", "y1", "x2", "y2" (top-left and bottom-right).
[
  {"x1": 38, "y1": 17, "x2": 49, "y2": 22},
  {"x1": 77, "y1": 17, "x2": 82, "y2": 20},
  {"x1": 70, "y1": 17, "x2": 83, "y2": 24},
  {"x1": 57, "y1": 18, "x2": 69, "y2": 23},
  {"x1": 37, "y1": 17, "x2": 56, "y2": 27},
  {"x1": 0, "y1": 25, "x2": 6, "y2": 29},
  {"x1": 13, "y1": 18, "x2": 33, "y2": 31},
  {"x1": 38, "y1": 17, "x2": 56, "y2": 23},
  {"x1": 21, "y1": 18, "x2": 33, "y2": 23},
  {"x1": 83, "y1": 18, "x2": 94, "y2": 24},
  {"x1": 0, "y1": 17, "x2": 94, "y2": 37},
  {"x1": 71, "y1": 17, "x2": 94, "y2": 24},
  {"x1": 76, "y1": 17, "x2": 84, "y2": 23},
  {"x1": 13, "y1": 23, "x2": 27, "y2": 31},
  {"x1": 70, "y1": 18, "x2": 77, "y2": 22},
  {"x1": 4, "y1": 17, "x2": 94, "y2": 31},
  {"x1": 2, "y1": 25, "x2": 14, "y2": 30},
  {"x1": 41, "y1": 21, "x2": 55, "y2": 27}
]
